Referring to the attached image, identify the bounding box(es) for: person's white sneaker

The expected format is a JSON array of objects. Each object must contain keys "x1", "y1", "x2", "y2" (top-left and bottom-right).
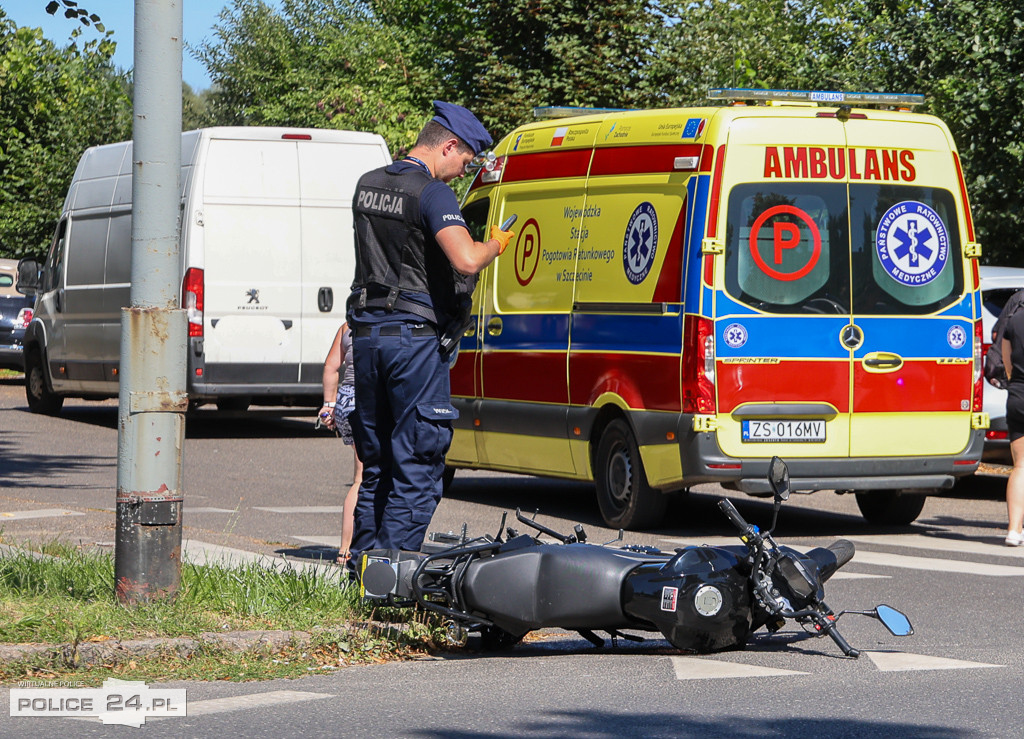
[{"x1": 1005, "y1": 530, "x2": 1024, "y2": 547}]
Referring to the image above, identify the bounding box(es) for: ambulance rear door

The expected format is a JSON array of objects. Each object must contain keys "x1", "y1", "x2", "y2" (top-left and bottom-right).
[
  {"x1": 716, "y1": 112, "x2": 854, "y2": 460},
  {"x1": 844, "y1": 118, "x2": 972, "y2": 457}
]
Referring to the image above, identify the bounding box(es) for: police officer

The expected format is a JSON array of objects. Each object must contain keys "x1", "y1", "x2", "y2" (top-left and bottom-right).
[{"x1": 346, "y1": 101, "x2": 514, "y2": 569}]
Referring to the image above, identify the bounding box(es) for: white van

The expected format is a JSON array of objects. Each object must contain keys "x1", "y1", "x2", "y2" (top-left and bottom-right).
[{"x1": 18, "y1": 127, "x2": 391, "y2": 414}]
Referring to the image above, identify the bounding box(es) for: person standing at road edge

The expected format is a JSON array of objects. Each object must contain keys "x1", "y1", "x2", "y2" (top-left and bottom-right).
[
  {"x1": 318, "y1": 322, "x2": 362, "y2": 567},
  {"x1": 1000, "y1": 305, "x2": 1024, "y2": 545},
  {"x1": 346, "y1": 100, "x2": 514, "y2": 571}
]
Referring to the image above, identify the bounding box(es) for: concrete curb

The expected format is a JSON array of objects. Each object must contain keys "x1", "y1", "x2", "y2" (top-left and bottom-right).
[{"x1": 0, "y1": 622, "x2": 416, "y2": 669}]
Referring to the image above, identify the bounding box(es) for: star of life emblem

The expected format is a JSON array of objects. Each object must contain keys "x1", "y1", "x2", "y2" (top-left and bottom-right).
[
  {"x1": 875, "y1": 201, "x2": 949, "y2": 287},
  {"x1": 723, "y1": 323, "x2": 748, "y2": 349},
  {"x1": 946, "y1": 325, "x2": 967, "y2": 350},
  {"x1": 622, "y1": 202, "x2": 658, "y2": 285}
]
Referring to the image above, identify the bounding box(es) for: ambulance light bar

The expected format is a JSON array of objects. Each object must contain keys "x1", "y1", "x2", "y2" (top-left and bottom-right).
[
  {"x1": 708, "y1": 88, "x2": 925, "y2": 107},
  {"x1": 533, "y1": 106, "x2": 629, "y2": 119}
]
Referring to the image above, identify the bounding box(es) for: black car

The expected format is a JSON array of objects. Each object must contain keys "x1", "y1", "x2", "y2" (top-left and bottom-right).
[{"x1": 0, "y1": 259, "x2": 33, "y2": 372}]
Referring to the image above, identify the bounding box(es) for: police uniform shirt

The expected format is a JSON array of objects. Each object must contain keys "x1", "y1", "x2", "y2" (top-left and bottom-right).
[{"x1": 353, "y1": 159, "x2": 469, "y2": 325}]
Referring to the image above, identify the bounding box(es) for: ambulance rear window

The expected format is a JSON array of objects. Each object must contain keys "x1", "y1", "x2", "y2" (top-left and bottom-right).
[
  {"x1": 849, "y1": 185, "x2": 962, "y2": 315},
  {"x1": 724, "y1": 183, "x2": 849, "y2": 314},
  {"x1": 723, "y1": 183, "x2": 963, "y2": 315}
]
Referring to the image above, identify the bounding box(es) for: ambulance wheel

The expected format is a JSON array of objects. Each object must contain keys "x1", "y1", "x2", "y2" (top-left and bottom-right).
[
  {"x1": 595, "y1": 419, "x2": 667, "y2": 530},
  {"x1": 25, "y1": 348, "x2": 63, "y2": 416},
  {"x1": 854, "y1": 490, "x2": 926, "y2": 526},
  {"x1": 442, "y1": 466, "x2": 456, "y2": 493}
]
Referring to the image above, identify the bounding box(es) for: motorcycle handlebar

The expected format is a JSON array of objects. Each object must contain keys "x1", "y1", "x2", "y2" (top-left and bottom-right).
[
  {"x1": 717, "y1": 499, "x2": 758, "y2": 540},
  {"x1": 820, "y1": 617, "x2": 860, "y2": 658}
]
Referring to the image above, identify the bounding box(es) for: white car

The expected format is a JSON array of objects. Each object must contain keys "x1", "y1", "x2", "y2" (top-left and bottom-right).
[{"x1": 980, "y1": 266, "x2": 1024, "y2": 463}]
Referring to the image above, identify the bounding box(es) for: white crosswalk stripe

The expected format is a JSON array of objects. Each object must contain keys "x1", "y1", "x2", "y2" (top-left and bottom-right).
[
  {"x1": 671, "y1": 656, "x2": 808, "y2": 679},
  {"x1": 864, "y1": 651, "x2": 1002, "y2": 672},
  {"x1": 659, "y1": 534, "x2": 1024, "y2": 576},
  {"x1": 0, "y1": 509, "x2": 84, "y2": 520}
]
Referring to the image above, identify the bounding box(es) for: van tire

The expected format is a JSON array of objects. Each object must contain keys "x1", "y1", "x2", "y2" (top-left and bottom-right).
[
  {"x1": 25, "y1": 348, "x2": 63, "y2": 416},
  {"x1": 855, "y1": 491, "x2": 926, "y2": 526},
  {"x1": 216, "y1": 397, "x2": 250, "y2": 412},
  {"x1": 594, "y1": 419, "x2": 667, "y2": 530}
]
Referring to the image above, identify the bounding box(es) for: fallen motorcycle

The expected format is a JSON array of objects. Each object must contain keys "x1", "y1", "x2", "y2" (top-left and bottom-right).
[{"x1": 359, "y1": 457, "x2": 913, "y2": 657}]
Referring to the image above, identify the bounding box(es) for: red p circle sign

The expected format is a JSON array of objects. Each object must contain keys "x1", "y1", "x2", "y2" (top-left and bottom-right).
[{"x1": 748, "y1": 205, "x2": 821, "y2": 282}]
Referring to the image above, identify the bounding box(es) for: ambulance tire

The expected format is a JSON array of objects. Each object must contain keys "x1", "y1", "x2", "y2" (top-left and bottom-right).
[
  {"x1": 595, "y1": 419, "x2": 667, "y2": 530},
  {"x1": 442, "y1": 465, "x2": 456, "y2": 493},
  {"x1": 25, "y1": 347, "x2": 63, "y2": 416},
  {"x1": 854, "y1": 490, "x2": 926, "y2": 526}
]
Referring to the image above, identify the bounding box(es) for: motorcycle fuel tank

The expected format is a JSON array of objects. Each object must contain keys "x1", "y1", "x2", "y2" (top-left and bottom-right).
[{"x1": 623, "y1": 545, "x2": 752, "y2": 652}]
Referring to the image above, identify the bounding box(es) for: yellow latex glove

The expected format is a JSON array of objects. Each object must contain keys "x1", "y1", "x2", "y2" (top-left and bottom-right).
[{"x1": 490, "y1": 224, "x2": 515, "y2": 255}]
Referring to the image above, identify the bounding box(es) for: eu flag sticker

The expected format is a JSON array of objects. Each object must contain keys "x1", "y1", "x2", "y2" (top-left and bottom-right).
[{"x1": 681, "y1": 117, "x2": 704, "y2": 138}]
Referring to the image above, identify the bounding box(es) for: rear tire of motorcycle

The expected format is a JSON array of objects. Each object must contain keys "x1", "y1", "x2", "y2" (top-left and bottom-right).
[
  {"x1": 595, "y1": 418, "x2": 667, "y2": 530},
  {"x1": 478, "y1": 625, "x2": 526, "y2": 651},
  {"x1": 25, "y1": 348, "x2": 63, "y2": 416},
  {"x1": 855, "y1": 490, "x2": 926, "y2": 526}
]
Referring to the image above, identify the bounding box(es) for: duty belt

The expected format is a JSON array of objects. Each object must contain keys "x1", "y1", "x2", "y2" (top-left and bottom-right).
[{"x1": 352, "y1": 324, "x2": 437, "y2": 338}]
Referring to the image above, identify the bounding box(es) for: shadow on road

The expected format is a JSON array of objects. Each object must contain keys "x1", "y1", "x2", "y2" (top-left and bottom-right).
[
  {"x1": 0, "y1": 434, "x2": 113, "y2": 489},
  {"x1": 445, "y1": 472, "x2": 932, "y2": 541},
  {"x1": 7, "y1": 403, "x2": 326, "y2": 440}
]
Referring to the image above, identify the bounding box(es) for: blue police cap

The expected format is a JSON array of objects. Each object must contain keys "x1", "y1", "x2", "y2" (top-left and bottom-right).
[{"x1": 431, "y1": 100, "x2": 492, "y2": 155}]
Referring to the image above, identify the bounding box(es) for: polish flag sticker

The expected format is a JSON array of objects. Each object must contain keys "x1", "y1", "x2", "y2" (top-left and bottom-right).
[{"x1": 551, "y1": 127, "x2": 568, "y2": 146}]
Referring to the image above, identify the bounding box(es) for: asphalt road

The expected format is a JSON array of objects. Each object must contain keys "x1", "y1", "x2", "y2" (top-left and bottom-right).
[{"x1": 0, "y1": 374, "x2": 1022, "y2": 738}]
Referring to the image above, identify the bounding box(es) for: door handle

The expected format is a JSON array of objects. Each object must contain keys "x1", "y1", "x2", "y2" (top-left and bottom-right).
[
  {"x1": 862, "y1": 352, "x2": 904, "y2": 372},
  {"x1": 317, "y1": 287, "x2": 334, "y2": 313},
  {"x1": 486, "y1": 317, "x2": 503, "y2": 336}
]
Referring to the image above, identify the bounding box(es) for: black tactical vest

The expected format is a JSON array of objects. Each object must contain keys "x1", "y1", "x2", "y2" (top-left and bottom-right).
[{"x1": 350, "y1": 164, "x2": 458, "y2": 326}]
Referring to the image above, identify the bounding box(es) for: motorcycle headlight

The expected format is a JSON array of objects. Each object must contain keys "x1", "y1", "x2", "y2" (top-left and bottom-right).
[{"x1": 776, "y1": 552, "x2": 819, "y2": 600}]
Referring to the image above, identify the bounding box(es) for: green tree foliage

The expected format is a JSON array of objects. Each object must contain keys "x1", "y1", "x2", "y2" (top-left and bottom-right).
[
  {"x1": 371, "y1": 0, "x2": 670, "y2": 135},
  {"x1": 0, "y1": 11, "x2": 132, "y2": 259},
  {"x1": 197, "y1": 0, "x2": 439, "y2": 156}
]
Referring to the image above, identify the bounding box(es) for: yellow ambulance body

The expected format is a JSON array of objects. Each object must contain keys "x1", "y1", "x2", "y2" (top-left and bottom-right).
[{"x1": 449, "y1": 89, "x2": 986, "y2": 529}]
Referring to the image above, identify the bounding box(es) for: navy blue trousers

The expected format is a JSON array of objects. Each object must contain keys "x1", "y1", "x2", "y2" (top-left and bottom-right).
[{"x1": 348, "y1": 323, "x2": 456, "y2": 565}]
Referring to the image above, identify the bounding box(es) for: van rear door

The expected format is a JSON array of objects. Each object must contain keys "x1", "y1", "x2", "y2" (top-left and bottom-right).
[
  {"x1": 295, "y1": 137, "x2": 388, "y2": 386},
  {"x1": 200, "y1": 136, "x2": 303, "y2": 386}
]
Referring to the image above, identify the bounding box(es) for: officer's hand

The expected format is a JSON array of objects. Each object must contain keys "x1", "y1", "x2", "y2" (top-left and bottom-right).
[{"x1": 490, "y1": 224, "x2": 515, "y2": 255}]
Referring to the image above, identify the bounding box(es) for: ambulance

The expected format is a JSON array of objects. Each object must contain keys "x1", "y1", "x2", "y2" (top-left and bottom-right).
[{"x1": 448, "y1": 89, "x2": 986, "y2": 530}]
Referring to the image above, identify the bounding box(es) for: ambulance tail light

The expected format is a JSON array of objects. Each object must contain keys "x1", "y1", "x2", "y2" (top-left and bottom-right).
[
  {"x1": 683, "y1": 315, "x2": 716, "y2": 414},
  {"x1": 183, "y1": 267, "x2": 204, "y2": 338},
  {"x1": 480, "y1": 155, "x2": 505, "y2": 184},
  {"x1": 973, "y1": 319, "x2": 984, "y2": 412}
]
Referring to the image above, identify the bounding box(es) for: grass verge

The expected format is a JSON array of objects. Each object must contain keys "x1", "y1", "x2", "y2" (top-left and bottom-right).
[{"x1": 0, "y1": 542, "x2": 446, "y2": 684}]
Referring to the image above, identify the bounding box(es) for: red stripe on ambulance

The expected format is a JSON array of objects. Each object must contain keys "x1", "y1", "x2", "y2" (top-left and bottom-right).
[
  {"x1": 502, "y1": 149, "x2": 591, "y2": 182},
  {"x1": 483, "y1": 352, "x2": 569, "y2": 404},
  {"x1": 763, "y1": 147, "x2": 916, "y2": 181},
  {"x1": 853, "y1": 362, "x2": 972, "y2": 413},
  {"x1": 569, "y1": 353, "x2": 681, "y2": 411},
  {"x1": 717, "y1": 360, "x2": 850, "y2": 414}
]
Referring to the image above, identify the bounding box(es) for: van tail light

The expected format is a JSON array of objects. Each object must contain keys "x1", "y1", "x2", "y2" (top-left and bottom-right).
[
  {"x1": 683, "y1": 315, "x2": 716, "y2": 414},
  {"x1": 973, "y1": 319, "x2": 984, "y2": 412},
  {"x1": 183, "y1": 267, "x2": 204, "y2": 338},
  {"x1": 16, "y1": 307, "x2": 32, "y2": 329}
]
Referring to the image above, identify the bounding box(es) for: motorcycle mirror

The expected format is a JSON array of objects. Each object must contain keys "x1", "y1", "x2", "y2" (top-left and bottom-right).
[
  {"x1": 768, "y1": 456, "x2": 791, "y2": 502},
  {"x1": 875, "y1": 604, "x2": 914, "y2": 636}
]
